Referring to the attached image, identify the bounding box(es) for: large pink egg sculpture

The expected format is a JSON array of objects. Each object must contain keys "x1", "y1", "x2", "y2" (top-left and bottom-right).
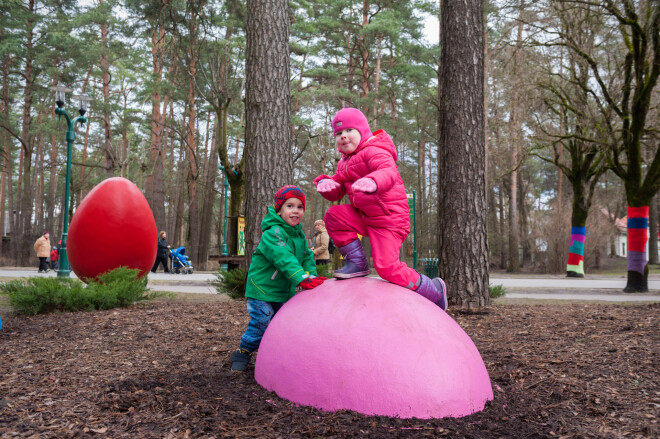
[
  {"x1": 255, "y1": 277, "x2": 493, "y2": 419},
  {"x1": 67, "y1": 177, "x2": 157, "y2": 282}
]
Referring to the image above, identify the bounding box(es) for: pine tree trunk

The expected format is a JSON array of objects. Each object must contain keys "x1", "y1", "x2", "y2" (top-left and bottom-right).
[
  {"x1": 198, "y1": 117, "x2": 219, "y2": 271},
  {"x1": 16, "y1": 0, "x2": 36, "y2": 265},
  {"x1": 186, "y1": 85, "x2": 200, "y2": 266},
  {"x1": 418, "y1": 128, "x2": 426, "y2": 258},
  {"x1": 519, "y1": 169, "x2": 531, "y2": 266},
  {"x1": 0, "y1": 53, "x2": 12, "y2": 239},
  {"x1": 438, "y1": 0, "x2": 489, "y2": 309},
  {"x1": 34, "y1": 113, "x2": 44, "y2": 231},
  {"x1": 359, "y1": 0, "x2": 371, "y2": 104},
  {"x1": 243, "y1": 0, "x2": 293, "y2": 263},
  {"x1": 167, "y1": 101, "x2": 176, "y2": 241},
  {"x1": 487, "y1": 185, "x2": 499, "y2": 268},
  {"x1": 174, "y1": 162, "x2": 187, "y2": 248},
  {"x1": 145, "y1": 24, "x2": 166, "y2": 229},
  {"x1": 46, "y1": 68, "x2": 59, "y2": 236},
  {"x1": 507, "y1": 0, "x2": 525, "y2": 272},
  {"x1": 100, "y1": 0, "x2": 114, "y2": 176}
]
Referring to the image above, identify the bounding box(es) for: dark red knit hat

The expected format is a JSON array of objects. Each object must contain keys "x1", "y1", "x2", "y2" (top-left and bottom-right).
[{"x1": 273, "y1": 185, "x2": 306, "y2": 212}]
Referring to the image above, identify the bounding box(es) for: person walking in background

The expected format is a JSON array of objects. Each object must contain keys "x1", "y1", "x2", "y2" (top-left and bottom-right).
[
  {"x1": 33, "y1": 231, "x2": 51, "y2": 273},
  {"x1": 151, "y1": 231, "x2": 171, "y2": 273},
  {"x1": 311, "y1": 219, "x2": 331, "y2": 266},
  {"x1": 50, "y1": 239, "x2": 61, "y2": 270},
  {"x1": 315, "y1": 107, "x2": 448, "y2": 310}
]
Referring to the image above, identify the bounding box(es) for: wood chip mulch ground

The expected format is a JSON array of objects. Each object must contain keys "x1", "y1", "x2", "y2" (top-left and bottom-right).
[{"x1": 1, "y1": 300, "x2": 658, "y2": 438}]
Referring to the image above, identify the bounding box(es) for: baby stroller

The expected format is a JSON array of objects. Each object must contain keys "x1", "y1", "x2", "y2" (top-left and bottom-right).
[{"x1": 169, "y1": 246, "x2": 194, "y2": 274}]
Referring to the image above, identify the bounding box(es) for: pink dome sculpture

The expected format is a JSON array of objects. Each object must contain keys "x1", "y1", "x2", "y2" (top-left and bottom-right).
[{"x1": 255, "y1": 277, "x2": 493, "y2": 419}]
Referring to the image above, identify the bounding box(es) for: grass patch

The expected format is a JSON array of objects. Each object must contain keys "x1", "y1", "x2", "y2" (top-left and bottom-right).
[{"x1": 0, "y1": 267, "x2": 166, "y2": 315}]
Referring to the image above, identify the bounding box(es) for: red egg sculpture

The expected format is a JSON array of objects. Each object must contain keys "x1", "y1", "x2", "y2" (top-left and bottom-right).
[{"x1": 67, "y1": 177, "x2": 157, "y2": 282}]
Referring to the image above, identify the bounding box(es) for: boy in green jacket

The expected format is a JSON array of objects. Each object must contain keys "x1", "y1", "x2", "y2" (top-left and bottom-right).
[{"x1": 230, "y1": 185, "x2": 327, "y2": 372}]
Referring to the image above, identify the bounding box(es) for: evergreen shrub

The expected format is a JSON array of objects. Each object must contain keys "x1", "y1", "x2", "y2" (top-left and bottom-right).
[
  {"x1": 489, "y1": 284, "x2": 507, "y2": 299},
  {"x1": 315, "y1": 263, "x2": 333, "y2": 278},
  {"x1": 0, "y1": 267, "x2": 161, "y2": 315},
  {"x1": 214, "y1": 268, "x2": 246, "y2": 299}
]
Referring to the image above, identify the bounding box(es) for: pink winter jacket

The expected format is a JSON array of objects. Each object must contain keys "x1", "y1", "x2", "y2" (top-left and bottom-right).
[{"x1": 314, "y1": 129, "x2": 410, "y2": 232}]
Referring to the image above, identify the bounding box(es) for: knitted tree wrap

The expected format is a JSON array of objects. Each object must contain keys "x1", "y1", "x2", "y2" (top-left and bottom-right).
[
  {"x1": 627, "y1": 206, "x2": 649, "y2": 275},
  {"x1": 566, "y1": 226, "x2": 586, "y2": 276}
]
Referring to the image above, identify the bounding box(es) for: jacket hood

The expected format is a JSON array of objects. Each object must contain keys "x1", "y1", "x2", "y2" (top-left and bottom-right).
[
  {"x1": 261, "y1": 205, "x2": 304, "y2": 235},
  {"x1": 342, "y1": 129, "x2": 397, "y2": 162}
]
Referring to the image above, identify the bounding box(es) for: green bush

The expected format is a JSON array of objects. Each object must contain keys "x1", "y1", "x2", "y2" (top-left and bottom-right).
[
  {"x1": 489, "y1": 284, "x2": 507, "y2": 299},
  {"x1": 315, "y1": 263, "x2": 333, "y2": 278},
  {"x1": 213, "y1": 267, "x2": 246, "y2": 299},
  {"x1": 0, "y1": 267, "x2": 162, "y2": 315}
]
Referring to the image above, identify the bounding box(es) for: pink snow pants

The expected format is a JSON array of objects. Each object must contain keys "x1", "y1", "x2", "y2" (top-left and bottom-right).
[{"x1": 324, "y1": 204, "x2": 420, "y2": 289}]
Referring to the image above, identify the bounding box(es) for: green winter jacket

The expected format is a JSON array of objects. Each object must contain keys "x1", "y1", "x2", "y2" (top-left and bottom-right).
[{"x1": 245, "y1": 206, "x2": 318, "y2": 303}]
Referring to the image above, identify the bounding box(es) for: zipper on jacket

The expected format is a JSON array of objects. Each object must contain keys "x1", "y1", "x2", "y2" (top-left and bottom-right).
[{"x1": 271, "y1": 269, "x2": 279, "y2": 280}]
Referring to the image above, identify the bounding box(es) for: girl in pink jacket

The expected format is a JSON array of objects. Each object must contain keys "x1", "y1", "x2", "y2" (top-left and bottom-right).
[{"x1": 315, "y1": 108, "x2": 448, "y2": 309}]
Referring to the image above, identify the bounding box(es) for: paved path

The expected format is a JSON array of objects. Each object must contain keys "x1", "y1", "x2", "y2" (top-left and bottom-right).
[
  {"x1": 0, "y1": 269, "x2": 218, "y2": 295},
  {"x1": 490, "y1": 276, "x2": 660, "y2": 290},
  {"x1": 490, "y1": 276, "x2": 660, "y2": 302},
  {"x1": 0, "y1": 269, "x2": 216, "y2": 282},
  {"x1": 1, "y1": 269, "x2": 659, "y2": 302}
]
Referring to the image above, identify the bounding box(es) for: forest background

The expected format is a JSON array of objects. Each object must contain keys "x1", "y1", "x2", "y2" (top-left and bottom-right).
[{"x1": 0, "y1": 0, "x2": 658, "y2": 280}]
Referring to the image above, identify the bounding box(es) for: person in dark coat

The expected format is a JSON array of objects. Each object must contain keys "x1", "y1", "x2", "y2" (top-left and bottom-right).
[{"x1": 151, "y1": 231, "x2": 171, "y2": 273}]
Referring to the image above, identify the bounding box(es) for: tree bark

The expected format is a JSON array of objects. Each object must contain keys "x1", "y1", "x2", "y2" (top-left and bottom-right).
[
  {"x1": 498, "y1": 180, "x2": 506, "y2": 268},
  {"x1": 144, "y1": 24, "x2": 167, "y2": 229},
  {"x1": 244, "y1": 0, "x2": 293, "y2": 264},
  {"x1": 417, "y1": 124, "x2": 427, "y2": 259},
  {"x1": 198, "y1": 116, "x2": 219, "y2": 271},
  {"x1": 438, "y1": 0, "x2": 489, "y2": 309},
  {"x1": 16, "y1": 0, "x2": 36, "y2": 265},
  {"x1": 34, "y1": 112, "x2": 44, "y2": 231},
  {"x1": 507, "y1": 0, "x2": 525, "y2": 272},
  {"x1": 183, "y1": 8, "x2": 201, "y2": 266},
  {"x1": 0, "y1": 53, "x2": 12, "y2": 239},
  {"x1": 100, "y1": 0, "x2": 114, "y2": 176}
]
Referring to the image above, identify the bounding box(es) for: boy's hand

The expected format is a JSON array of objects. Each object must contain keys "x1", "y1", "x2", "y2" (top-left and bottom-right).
[
  {"x1": 353, "y1": 177, "x2": 377, "y2": 193},
  {"x1": 299, "y1": 277, "x2": 327, "y2": 290},
  {"x1": 317, "y1": 179, "x2": 340, "y2": 193}
]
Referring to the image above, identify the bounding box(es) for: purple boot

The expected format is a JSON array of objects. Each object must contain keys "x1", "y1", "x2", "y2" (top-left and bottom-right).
[
  {"x1": 414, "y1": 274, "x2": 448, "y2": 310},
  {"x1": 334, "y1": 239, "x2": 369, "y2": 279}
]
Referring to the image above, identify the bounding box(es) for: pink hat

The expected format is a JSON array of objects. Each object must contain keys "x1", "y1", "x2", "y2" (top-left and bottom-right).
[{"x1": 332, "y1": 108, "x2": 373, "y2": 146}]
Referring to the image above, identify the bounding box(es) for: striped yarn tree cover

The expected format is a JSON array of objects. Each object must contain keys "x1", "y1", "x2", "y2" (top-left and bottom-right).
[
  {"x1": 624, "y1": 206, "x2": 649, "y2": 292},
  {"x1": 566, "y1": 227, "x2": 586, "y2": 277}
]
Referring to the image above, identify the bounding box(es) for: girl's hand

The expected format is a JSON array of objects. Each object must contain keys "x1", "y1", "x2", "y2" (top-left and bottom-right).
[
  {"x1": 317, "y1": 179, "x2": 341, "y2": 193},
  {"x1": 353, "y1": 177, "x2": 377, "y2": 193}
]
